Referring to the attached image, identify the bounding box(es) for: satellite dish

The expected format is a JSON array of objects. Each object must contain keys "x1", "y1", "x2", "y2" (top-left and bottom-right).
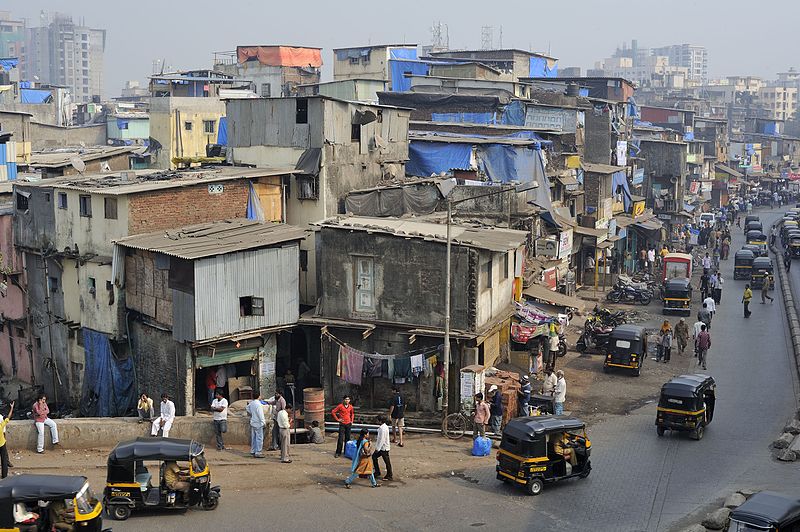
[{"x1": 70, "y1": 157, "x2": 86, "y2": 175}]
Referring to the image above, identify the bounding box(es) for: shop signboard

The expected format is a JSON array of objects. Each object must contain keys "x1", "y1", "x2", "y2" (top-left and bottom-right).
[
  {"x1": 633, "y1": 200, "x2": 646, "y2": 217},
  {"x1": 558, "y1": 229, "x2": 573, "y2": 259},
  {"x1": 543, "y1": 267, "x2": 557, "y2": 289},
  {"x1": 535, "y1": 237, "x2": 559, "y2": 258},
  {"x1": 632, "y1": 168, "x2": 645, "y2": 185}
]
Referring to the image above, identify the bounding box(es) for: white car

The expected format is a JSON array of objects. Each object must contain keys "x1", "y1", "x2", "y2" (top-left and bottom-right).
[{"x1": 698, "y1": 213, "x2": 715, "y2": 227}]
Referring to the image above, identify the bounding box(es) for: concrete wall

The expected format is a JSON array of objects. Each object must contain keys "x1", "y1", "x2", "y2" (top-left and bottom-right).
[
  {"x1": 42, "y1": 153, "x2": 131, "y2": 179},
  {"x1": 475, "y1": 249, "x2": 516, "y2": 329},
  {"x1": 333, "y1": 46, "x2": 390, "y2": 81},
  {"x1": 584, "y1": 107, "x2": 612, "y2": 164},
  {"x1": 640, "y1": 140, "x2": 687, "y2": 178},
  {"x1": 13, "y1": 185, "x2": 55, "y2": 250},
  {"x1": 129, "y1": 319, "x2": 190, "y2": 415},
  {"x1": 54, "y1": 190, "x2": 130, "y2": 256},
  {"x1": 0, "y1": 112, "x2": 31, "y2": 163},
  {"x1": 0, "y1": 102, "x2": 58, "y2": 125},
  {"x1": 29, "y1": 123, "x2": 107, "y2": 151},
  {"x1": 318, "y1": 227, "x2": 475, "y2": 331},
  {"x1": 0, "y1": 214, "x2": 32, "y2": 382},
  {"x1": 149, "y1": 97, "x2": 225, "y2": 169},
  {"x1": 107, "y1": 117, "x2": 150, "y2": 141}
]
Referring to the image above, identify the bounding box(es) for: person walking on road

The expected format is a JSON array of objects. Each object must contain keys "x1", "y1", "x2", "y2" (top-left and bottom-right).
[
  {"x1": 372, "y1": 414, "x2": 393, "y2": 481},
  {"x1": 332, "y1": 395, "x2": 354, "y2": 458},
  {"x1": 656, "y1": 320, "x2": 673, "y2": 363},
  {"x1": 151, "y1": 392, "x2": 175, "y2": 438},
  {"x1": 0, "y1": 401, "x2": 14, "y2": 478},
  {"x1": 277, "y1": 406, "x2": 291, "y2": 463},
  {"x1": 698, "y1": 302, "x2": 713, "y2": 332},
  {"x1": 388, "y1": 387, "x2": 406, "y2": 447},
  {"x1": 553, "y1": 371, "x2": 567, "y2": 416},
  {"x1": 344, "y1": 429, "x2": 379, "y2": 489},
  {"x1": 246, "y1": 393, "x2": 266, "y2": 458},
  {"x1": 761, "y1": 278, "x2": 774, "y2": 304},
  {"x1": 696, "y1": 325, "x2": 711, "y2": 370},
  {"x1": 488, "y1": 385, "x2": 504, "y2": 435},
  {"x1": 742, "y1": 284, "x2": 753, "y2": 318},
  {"x1": 472, "y1": 393, "x2": 490, "y2": 439},
  {"x1": 785, "y1": 249, "x2": 792, "y2": 272},
  {"x1": 210, "y1": 389, "x2": 228, "y2": 450},
  {"x1": 692, "y1": 319, "x2": 705, "y2": 359},
  {"x1": 33, "y1": 394, "x2": 59, "y2": 453},
  {"x1": 265, "y1": 391, "x2": 286, "y2": 452},
  {"x1": 675, "y1": 318, "x2": 689, "y2": 354}
]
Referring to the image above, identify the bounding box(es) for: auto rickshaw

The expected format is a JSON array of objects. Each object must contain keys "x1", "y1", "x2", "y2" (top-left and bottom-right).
[
  {"x1": 745, "y1": 220, "x2": 763, "y2": 233},
  {"x1": 791, "y1": 235, "x2": 800, "y2": 258},
  {"x1": 104, "y1": 437, "x2": 220, "y2": 521},
  {"x1": 661, "y1": 252, "x2": 693, "y2": 282},
  {"x1": 750, "y1": 257, "x2": 774, "y2": 289},
  {"x1": 602, "y1": 324, "x2": 647, "y2": 376},
  {"x1": 785, "y1": 228, "x2": 800, "y2": 247},
  {"x1": 655, "y1": 373, "x2": 715, "y2": 440},
  {"x1": 782, "y1": 219, "x2": 798, "y2": 237},
  {"x1": 0, "y1": 474, "x2": 105, "y2": 532},
  {"x1": 733, "y1": 249, "x2": 755, "y2": 279},
  {"x1": 728, "y1": 491, "x2": 800, "y2": 532},
  {"x1": 746, "y1": 230, "x2": 767, "y2": 246},
  {"x1": 744, "y1": 214, "x2": 760, "y2": 226},
  {"x1": 496, "y1": 416, "x2": 591, "y2": 496},
  {"x1": 662, "y1": 278, "x2": 692, "y2": 316}
]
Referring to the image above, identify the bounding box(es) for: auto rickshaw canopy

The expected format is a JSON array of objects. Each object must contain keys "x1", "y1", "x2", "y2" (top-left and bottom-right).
[
  {"x1": 734, "y1": 249, "x2": 755, "y2": 261},
  {"x1": 752, "y1": 257, "x2": 773, "y2": 270},
  {"x1": 107, "y1": 437, "x2": 204, "y2": 483},
  {"x1": 502, "y1": 416, "x2": 586, "y2": 440},
  {"x1": 662, "y1": 253, "x2": 693, "y2": 281},
  {"x1": 660, "y1": 374, "x2": 715, "y2": 399},
  {"x1": 0, "y1": 474, "x2": 88, "y2": 503},
  {"x1": 729, "y1": 491, "x2": 800, "y2": 529},
  {"x1": 746, "y1": 230, "x2": 767, "y2": 241},
  {"x1": 609, "y1": 324, "x2": 646, "y2": 342}
]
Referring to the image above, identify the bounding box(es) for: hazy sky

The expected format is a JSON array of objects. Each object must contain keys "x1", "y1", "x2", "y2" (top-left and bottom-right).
[{"x1": 6, "y1": 0, "x2": 800, "y2": 96}]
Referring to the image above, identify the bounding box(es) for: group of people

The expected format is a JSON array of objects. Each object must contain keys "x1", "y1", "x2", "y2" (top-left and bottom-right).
[{"x1": 655, "y1": 303, "x2": 714, "y2": 370}]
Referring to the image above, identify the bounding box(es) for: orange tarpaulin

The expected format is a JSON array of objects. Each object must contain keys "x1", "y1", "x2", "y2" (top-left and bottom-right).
[{"x1": 237, "y1": 46, "x2": 322, "y2": 67}]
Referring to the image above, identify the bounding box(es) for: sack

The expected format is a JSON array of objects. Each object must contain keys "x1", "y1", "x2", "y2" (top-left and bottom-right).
[
  {"x1": 472, "y1": 436, "x2": 492, "y2": 457},
  {"x1": 344, "y1": 439, "x2": 357, "y2": 460}
]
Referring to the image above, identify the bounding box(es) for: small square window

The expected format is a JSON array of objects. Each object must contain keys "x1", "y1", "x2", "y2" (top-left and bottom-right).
[
  {"x1": 15, "y1": 327, "x2": 24, "y2": 338},
  {"x1": 483, "y1": 258, "x2": 493, "y2": 289},
  {"x1": 184, "y1": 121, "x2": 193, "y2": 131},
  {"x1": 203, "y1": 120, "x2": 215, "y2": 134},
  {"x1": 48, "y1": 276, "x2": 59, "y2": 293},
  {"x1": 239, "y1": 296, "x2": 264, "y2": 316},
  {"x1": 260, "y1": 83, "x2": 271, "y2": 97},
  {"x1": 295, "y1": 98, "x2": 308, "y2": 124},
  {"x1": 58, "y1": 192, "x2": 67, "y2": 209},
  {"x1": 88, "y1": 277, "x2": 96, "y2": 298},
  {"x1": 15, "y1": 193, "x2": 28, "y2": 211},
  {"x1": 299, "y1": 249, "x2": 308, "y2": 272},
  {"x1": 79, "y1": 195, "x2": 92, "y2": 217},
  {"x1": 503, "y1": 253, "x2": 510, "y2": 279},
  {"x1": 104, "y1": 197, "x2": 117, "y2": 219},
  {"x1": 35, "y1": 337, "x2": 42, "y2": 348},
  {"x1": 44, "y1": 193, "x2": 50, "y2": 202}
]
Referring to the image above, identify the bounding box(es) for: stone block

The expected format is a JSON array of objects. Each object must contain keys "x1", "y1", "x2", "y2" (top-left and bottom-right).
[
  {"x1": 777, "y1": 449, "x2": 797, "y2": 462},
  {"x1": 724, "y1": 492, "x2": 746, "y2": 509},
  {"x1": 701, "y1": 507, "x2": 730, "y2": 530},
  {"x1": 773, "y1": 432, "x2": 795, "y2": 449},
  {"x1": 784, "y1": 418, "x2": 800, "y2": 435}
]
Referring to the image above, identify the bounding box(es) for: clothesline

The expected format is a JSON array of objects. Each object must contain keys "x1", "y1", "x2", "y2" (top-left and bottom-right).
[{"x1": 322, "y1": 329, "x2": 443, "y2": 360}]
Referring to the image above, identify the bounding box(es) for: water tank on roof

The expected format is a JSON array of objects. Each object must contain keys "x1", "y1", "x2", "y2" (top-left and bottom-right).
[{"x1": 566, "y1": 83, "x2": 580, "y2": 97}]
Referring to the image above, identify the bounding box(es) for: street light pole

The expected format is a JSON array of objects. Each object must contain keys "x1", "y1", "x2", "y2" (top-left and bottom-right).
[{"x1": 442, "y1": 199, "x2": 452, "y2": 422}]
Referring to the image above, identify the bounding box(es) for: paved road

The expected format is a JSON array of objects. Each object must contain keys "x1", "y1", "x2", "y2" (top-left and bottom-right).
[{"x1": 109, "y1": 207, "x2": 800, "y2": 532}]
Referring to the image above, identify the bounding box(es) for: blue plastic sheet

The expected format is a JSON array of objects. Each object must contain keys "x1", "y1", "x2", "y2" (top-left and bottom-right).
[
  {"x1": 81, "y1": 328, "x2": 136, "y2": 417},
  {"x1": 389, "y1": 48, "x2": 417, "y2": 60},
  {"x1": 500, "y1": 100, "x2": 526, "y2": 126},
  {"x1": 116, "y1": 119, "x2": 129, "y2": 130},
  {"x1": 20, "y1": 88, "x2": 52, "y2": 104},
  {"x1": 335, "y1": 48, "x2": 371, "y2": 61},
  {"x1": 19, "y1": 81, "x2": 32, "y2": 89},
  {"x1": 472, "y1": 436, "x2": 492, "y2": 456},
  {"x1": 246, "y1": 181, "x2": 265, "y2": 221},
  {"x1": 389, "y1": 60, "x2": 430, "y2": 92},
  {"x1": 431, "y1": 112, "x2": 495, "y2": 124},
  {"x1": 0, "y1": 58, "x2": 18, "y2": 70},
  {"x1": 217, "y1": 117, "x2": 228, "y2": 145},
  {"x1": 529, "y1": 57, "x2": 557, "y2": 78},
  {"x1": 477, "y1": 144, "x2": 552, "y2": 213},
  {"x1": 762, "y1": 122, "x2": 778, "y2": 135},
  {"x1": 406, "y1": 141, "x2": 472, "y2": 177},
  {"x1": 612, "y1": 170, "x2": 632, "y2": 211},
  {"x1": 627, "y1": 96, "x2": 640, "y2": 120}
]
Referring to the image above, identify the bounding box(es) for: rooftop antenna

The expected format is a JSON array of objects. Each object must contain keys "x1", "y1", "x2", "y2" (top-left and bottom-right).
[{"x1": 481, "y1": 26, "x2": 494, "y2": 50}]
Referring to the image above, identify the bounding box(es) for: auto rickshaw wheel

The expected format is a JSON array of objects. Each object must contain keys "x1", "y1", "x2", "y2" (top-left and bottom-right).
[
  {"x1": 526, "y1": 477, "x2": 544, "y2": 496},
  {"x1": 202, "y1": 497, "x2": 220, "y2": 511},
  {"x1": 656, "y1": 425, "x2": 665, "y2": 437},
  {"x1": 692, "y1": 424, "x2": 705, "y2": 441},
  {"x1": 111, "y1": 504, "x2": 131, "y2": 521}
]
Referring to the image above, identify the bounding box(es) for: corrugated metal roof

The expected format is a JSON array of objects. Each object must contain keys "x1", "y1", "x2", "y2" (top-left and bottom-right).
[
  {"x1": 114, "y1": 219, "x2": 307, "y2": 259},
  {"x1": 28, "y1": 146, "x2": 138, "y2": 169},
  {"x1": 317, "y1": 215, "x2": 527, "y2": 252},
  {"x1": 582, "y1": 163, "x2": 626, "y2": 174}
]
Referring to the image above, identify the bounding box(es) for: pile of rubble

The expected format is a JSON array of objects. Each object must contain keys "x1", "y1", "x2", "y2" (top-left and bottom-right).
[{"x1": 770, "y1": 409, "x2": 800, "y2": 461}]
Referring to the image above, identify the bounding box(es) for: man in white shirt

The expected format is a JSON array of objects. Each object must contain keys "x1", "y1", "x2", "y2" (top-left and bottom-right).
[
  {"x1": 703, "y1": 295, "x2": 717, "y2": 316},
  {"x1": 692, "y1": 321, "x2": 705, "y2": 358},
  {"x1": 210, "y1": 390, "x2": 228, "y2": 450},
  {"x1": 246, "y1": 394, "x2": 266, "y2": 458},
  {"x1": 702, "y1": 253, "x2": 712, "y2": 272},
  {"x1": 151, "y1": 393, "x2": 176, "y2": 437},
  {"x1": 553, "y1": 371, "x2": 567, "y2": 416},
  {"x1": 372, "y1": 414, "x2": 393, "y2": 481},
  {"x1": 277, "y1": 408, "x2": 292, "y2": 463},
  {"x1": 647, "y1": 248, "x2": 656, "y2": 273}
]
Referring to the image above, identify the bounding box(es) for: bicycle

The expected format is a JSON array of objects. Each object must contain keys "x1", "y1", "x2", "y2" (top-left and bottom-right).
[{"x1": 442, "y1": 408, "x2": 474, "y2": 440}]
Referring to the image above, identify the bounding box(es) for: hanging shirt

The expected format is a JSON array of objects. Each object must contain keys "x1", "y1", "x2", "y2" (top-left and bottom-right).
[
  {"x1": 410, "y1": 354, "x2": 424, "y2": 375},
  {"x1": 393, "y1": 357, "x2": 412, "y2": 379},
  {"x1": 339, "y1": 345, "x2": 365, "y2": 386}
]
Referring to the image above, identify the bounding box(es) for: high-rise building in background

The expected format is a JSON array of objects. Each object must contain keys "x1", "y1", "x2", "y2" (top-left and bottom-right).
[
  {"x1": 0, "y1": 11, "x2": 26, "y2": 61},
  {"x1": 24, "y1": 12, "x2": 105, "y2": 103},
  {"x1": 651, "y1": 44, "x2": 707, "y2": 83}
]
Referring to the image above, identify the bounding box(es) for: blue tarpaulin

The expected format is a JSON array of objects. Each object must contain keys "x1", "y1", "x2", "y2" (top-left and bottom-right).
[
  {"x1": 389, "y1": 48, "x2": 417, "y2": 60},
  {"x1": 611, "y1": 170, "x2": 632, "y2": 211},
  {"x1": 20, "y1": 88, "x2": 52, "y2": 104},
  {"x1": 389, "y1": 60, "x2": 430, "y2": 92},
  {"x1": 529, "y1": 57, "x2": 557, "y2": 78},
  {"x1": 477, "y1": 145, "x2": 552, "y2": 213},
  {"x1": 406, "y1": 141, "x2": 472, "y2": 177},
  {"x1": 500, "y1": 100, "x2": 526, "y2": 126},
  {"x1": 762, "y1": 122, "x2": 779, "y2": 135},
  {"x1": 116, "y1": 119, "x2": 129, "y2": 130},
  {"x1": 246, "y1": 181, "x2": 265, "y2": 220},
  {"x1": 19, "y1": 81, "x2": 32, "y2": 88},
  {"x1": 627, "y1": 96, "x2": 640, "y2": 120},
  {"x1": 217, "y1": 117, "x2": 228, "y2": 145},
  {"x1": 0, "y1": 58, "x2": 19, "y2": 70},
  {"x1": 431, "y1": 112, "x2": 495, "y2": 124},
  {"x1": 335, "y1": 47, "x2": 372, "y2": 61},
  {"x1": 81, "y1": 328, "x2": 136, "y2": 417}
]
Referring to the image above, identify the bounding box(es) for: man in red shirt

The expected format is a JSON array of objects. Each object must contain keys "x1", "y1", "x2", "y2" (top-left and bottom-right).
[{"x1": 332, "y1": 395, "x2": 354, "y2": 458}]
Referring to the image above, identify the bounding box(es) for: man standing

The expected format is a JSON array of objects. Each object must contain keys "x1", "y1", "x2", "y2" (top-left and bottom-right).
[
  {"x1": 372, "y1": 414, "x2": 393, "y2": 481},
  {"x1": 698, "y1": 302, "x2": 713, "y2": 332},
  {"x1": 277, "y1": 406, "x2": 291, "y2": 463},
  {"x1": 210, "y1": 389, "x2": 228, "y2": 451},
  {"x1": 265, "y1": 391, "x2": 286, "y2": 452},
  {"x1": 742, "y1": 284, "x2": 753, "y2": 318},
  {"x1": 518, "y1": 375, "x2": 532, "y2": 416},
  {"x1": 151, "y1": 393, "x2": 175, "y2": 438},
  {"x1": 785, "y1": 248, "x2": 792, "y2": 272},
  {"x1": 553, "y1": 371, "x2": 567, "y2": 416},
  {"x1": 699, "y1": 272, "x2": 710, "y2": 301},
  {"x1": 204, "y1": 368, "x2": 217, "y2": 408},
  {"x1": 702, "y1": 253, "x2": 712, "y2": 273},
  {"x1": 542, "y1": 367, "x2": 558, "y2": 396},
  {"x1": 246, "y1": 394, "x2": 266, "y2": 458},
  {"x1": 332, "y1": 395, "x2": 354, "y2": 458},
  {"x1": 675, "y1": 318, "x2": 690, "y2": 354},
  {"x1": 761, "y1": 278, "x2": 775, "y2": 304},
  {"x1": 472, "y1": 393, "x2": 490, "y2": 439},
  {"x1": 488, "y1": 385, "x2": 504, "y2": 435},
  {"x1": 0, "y1": 401, "x2": 14, "y2": 478},
  {"x1": 32, "y1": 394, "x2": 59, "y2": 453},
  {"x1": 647, "y1": 247, "x2": 656, "y2": 274},
  {"x1": 696, "y1": 324, "x2": 711, "y2": 370},
  {"x1": 388, "y1": 387, "x2": 405, "y2": 447}
]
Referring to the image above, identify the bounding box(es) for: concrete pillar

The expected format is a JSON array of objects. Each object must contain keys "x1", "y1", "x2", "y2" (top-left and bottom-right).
[{"x1": 259, "y1": 333, "x2": 277, "y2": 397}]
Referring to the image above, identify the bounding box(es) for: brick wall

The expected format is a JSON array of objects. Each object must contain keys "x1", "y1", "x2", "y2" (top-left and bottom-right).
[
  {"x1": 127, "y1": 179, "x2": 250, "y2": 235},
  {"x1": 129, "y1": 319, "x2": 188, "y2": 415}
]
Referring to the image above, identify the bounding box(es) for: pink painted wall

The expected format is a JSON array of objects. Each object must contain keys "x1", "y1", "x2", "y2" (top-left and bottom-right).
[{"x1": 0, "y1": 213, "x2": 33, "y2": 383}]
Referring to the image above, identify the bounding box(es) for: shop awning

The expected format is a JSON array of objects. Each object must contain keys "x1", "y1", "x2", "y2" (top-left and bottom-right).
[
  {"x1": 522, "y1": 283, "x2": 586, "y2": 311},
  {"x1": 634, "y1": 218, "x2": 663, "y2": 231},
  {"x1": 573, "y1": 226, "x2": 608, "y2": 240},
  {"x1": 557, "y1": 175, "x2": 579, "y2": 186},
  {"x1": 597, "y1": 241, "x2": 614, "y2": 249},
  {"x1": 195, "y1": 346, "x2": 258, "y2": 369}
]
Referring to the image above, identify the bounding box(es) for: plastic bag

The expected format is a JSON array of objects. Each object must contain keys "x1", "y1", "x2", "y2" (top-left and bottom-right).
[
  {"x1": 472, "y1": 436, "x2": 492, "y2": 457},
  {"x1": 344, "y1": 439, "x2": 357, "y2": 460}
]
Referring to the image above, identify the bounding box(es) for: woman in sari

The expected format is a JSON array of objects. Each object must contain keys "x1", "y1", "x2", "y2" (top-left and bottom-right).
[{"x1": 344, "y1": 428, "x2": 380, "y2": 488}]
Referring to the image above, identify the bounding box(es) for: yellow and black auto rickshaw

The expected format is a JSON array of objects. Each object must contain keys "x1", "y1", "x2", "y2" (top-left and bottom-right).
[
  {"x1": 0, "y1": 474, "x2": 105, "y2": 531},
  {"x1": 496, "y1": 416, "x2": 591, "y2": 495},
  {"x1": 750, "y1": 257, "x2": 774, "y2": 289},
  {"x1": 104, "y1": 437, "x2": 220, "y2": 521},
  {"x1": 733, "y1": 249, "x2": 755, "y2": 280},
  {"x1": 602, "y1": 324, "x2": 647, "y2": 376},
  {"x1": 729, "y1": 491, "x2": 800, "y2": 532},
  {"x1": 656, "y1": 374, "x2": 716, "y2": 440},
  {"x1": 662, "y1": 278, "x2": 692, "y2": 316},
  {"x1": 790, "y1": 235, "x2": 800, "y2": 258},
  {"x1": 745, "y1": 220, "x2": 763, "y2": 233}
]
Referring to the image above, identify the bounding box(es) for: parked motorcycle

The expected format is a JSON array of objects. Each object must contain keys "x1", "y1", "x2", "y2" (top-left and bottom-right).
[
  {"x1": 591, "y1": 306, "x2": 628, "y2": 327},
  {"x1": 606, "y1": 282, "x2": 652, "y2": 305},
  {"x1": 576, "y1": 317, "x2": 613, "y2": 352}
]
